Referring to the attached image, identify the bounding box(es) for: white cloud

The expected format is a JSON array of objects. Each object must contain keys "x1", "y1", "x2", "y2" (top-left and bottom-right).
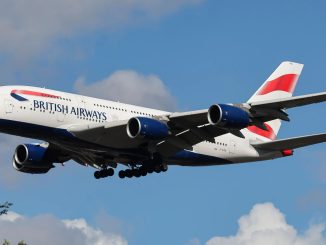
[
  {"x1": 0, "y1": 211, "x2": 22, "y2": 222},
  {"x1": 74, "y1": 70, "x2": 177, "y2": 110},
  {"x1": 206, "y1": 203, "x2": 326, "y2": 245},
  {"x1": 0, "y1": 0, "x2": 202, "y2": 59},
  {"x1": 0, "y1": 211, "x2": 128, "y2": 245}
]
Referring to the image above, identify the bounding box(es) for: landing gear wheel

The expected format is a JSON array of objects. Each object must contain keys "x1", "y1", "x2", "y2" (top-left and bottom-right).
[
  {"x1": 106, "y1": 168, "x2": 114, "y2": 177},
  {"x1": 118, "y1": 170, "x2": 125, "y2": 179},
  {"x1": 154, "y1": 165, "x2": 162, "y2": 173},
  {"x1": 134, "y1": 170, "x2": 141, "y2": 178},
  {"x1": 94, "y1": 171, "x2": 101, "y2": 179},
  {"x1": 147, "y1": 168, "x2": 154, "y2": 174},
  {"x1": 140, "y1": 168, "x2": 147, "y2": 176},
  {"x1": 125, "y1": 169, "x2": 133, "y2": 178},
  {"x1": 161, "y1": 164, "x2": 168, "y2": 172},
  {"x1": 94, "y1": 168, "x2": 115, "y2": 179}
]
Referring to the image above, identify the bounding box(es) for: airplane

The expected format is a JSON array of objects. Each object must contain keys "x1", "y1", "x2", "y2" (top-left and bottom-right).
[{"x1": 1, "y1": 61, "x2": 326, "y2": 179}]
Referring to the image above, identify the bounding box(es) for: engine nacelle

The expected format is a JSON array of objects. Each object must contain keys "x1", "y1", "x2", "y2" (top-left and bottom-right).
[
  {"x1": 12, "y1": 144, "x2": 54, "y2": 174},
  {"x1": 127, "y1": 117, "x2": 169, "y2": 140},
  {"x1": 208, "y1": 104, "x2": 250, "y2": 129}
]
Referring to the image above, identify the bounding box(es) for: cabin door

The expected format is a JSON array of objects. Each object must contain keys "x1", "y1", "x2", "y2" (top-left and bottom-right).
[
  {"x1": 229, "y1": 139, "x2": 236, "y2": 155},
  {"x1": 4, "y1": 99, "x2": 13, "y2": 114}
]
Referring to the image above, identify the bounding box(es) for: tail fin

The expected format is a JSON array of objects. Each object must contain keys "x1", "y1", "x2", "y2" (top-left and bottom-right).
[
  {"x1": 244, "y1": 61, "x2": 304, "y2": 142},
  {"x1": 248, "y1": 61, "x2": 304, "y2": 103}
]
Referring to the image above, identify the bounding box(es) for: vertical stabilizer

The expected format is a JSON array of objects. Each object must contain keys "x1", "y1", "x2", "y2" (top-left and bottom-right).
[
  {"x1": 244, "y1": 61, "x2": 304, "y2": 142},
  {"x1": 248, "y1": 61, "x2": 304, "y2": 103}
]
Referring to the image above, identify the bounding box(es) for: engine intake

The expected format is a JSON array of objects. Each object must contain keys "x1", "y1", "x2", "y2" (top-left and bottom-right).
[
  {"x1": 13, "y1": 144, "x2": 54, "y2": 174},
  {"x1": 208, "y1": 104, "x2": 250, "y2": 129},
  {"x1": 127, "y1": 117, "x2": 169, "y2": 140}
]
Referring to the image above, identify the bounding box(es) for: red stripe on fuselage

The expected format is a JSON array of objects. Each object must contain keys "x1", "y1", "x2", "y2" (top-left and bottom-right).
[
  {"x1": 11, "y1": 90, "x2": 61, "y2": 99},
  {"x1": 257, "y1": 74, "x2": 298, "y2": 95},
  {"x1": 247, "y1": 123, "x2": 276, "y2": 140}
]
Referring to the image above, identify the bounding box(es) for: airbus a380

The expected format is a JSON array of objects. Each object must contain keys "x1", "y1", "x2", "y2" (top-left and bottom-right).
[{"x1": 1, "y1": 61, "x2": 326, "y2": 179}]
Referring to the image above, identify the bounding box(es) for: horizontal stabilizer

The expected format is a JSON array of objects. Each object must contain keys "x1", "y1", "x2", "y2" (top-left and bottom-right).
[{"x1": 252, "y1": 133, "x2": 326, "y2": 151}]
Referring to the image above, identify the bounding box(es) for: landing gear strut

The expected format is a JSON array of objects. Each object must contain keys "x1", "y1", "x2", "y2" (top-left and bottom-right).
[{"x1": 94, "y1": 168, "x2": 114, "y2": 179}]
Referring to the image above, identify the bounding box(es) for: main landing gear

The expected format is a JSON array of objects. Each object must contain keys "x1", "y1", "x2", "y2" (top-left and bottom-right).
[
  {"x1": 118, "y1": 164, "x2": 168, "y2": 179},
  {"x1": 93, "y1": 158, "x2": 168, "y2": 180},
  {"x1": 94, "y1": 168, "x2": 114, "y2": 179}
]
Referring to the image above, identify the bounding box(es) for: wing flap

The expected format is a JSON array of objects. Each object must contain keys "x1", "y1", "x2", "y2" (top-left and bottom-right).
[
  {"x1": 156, "y1": 125, "x2": 227, "y2": 156},
  {"x1": 252, "y1": 133, "x2": 326, "y2": 151}
]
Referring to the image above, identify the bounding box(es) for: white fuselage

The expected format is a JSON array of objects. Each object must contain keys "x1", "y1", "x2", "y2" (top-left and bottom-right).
[{"x1": 0, "y1": 85, "x2": 282, "y2": 166}]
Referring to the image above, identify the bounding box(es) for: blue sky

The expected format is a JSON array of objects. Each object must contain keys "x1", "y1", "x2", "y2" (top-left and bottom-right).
[{"x1": 0, "y1": 0, "x2": 326, "y2": 244}]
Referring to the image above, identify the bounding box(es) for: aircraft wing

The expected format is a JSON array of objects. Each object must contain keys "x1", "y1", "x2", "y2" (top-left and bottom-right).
[
  {"x1": 250, "y1": 92, "x2": 326, "y2": 110},
  {"x1": 67, "y1": 119, "x2": 145, "y2": 149},
  {"x1": 156, "y1": 125, "x2": 228, "y2": 156},
  {"x1": 67, "y1": 108, "x2": 237, "y2": 157},
  {"x1": 157, "y1": 109, "x2": 242, "y2": 156},
  {"x1": 252, "y1": 133, "x2": 326, "y2": 151}
]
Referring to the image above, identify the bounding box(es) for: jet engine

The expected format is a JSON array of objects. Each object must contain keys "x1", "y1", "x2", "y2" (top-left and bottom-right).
[
  {"x1": 208, "y1": 104, "x2": 250, "y2": 129},
  {"x1": 127, "y1": 117, "x2": 169, "y2": 140},
  {"x1": 12, "y1": 144, "x2": 54, "y2": 174}
]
